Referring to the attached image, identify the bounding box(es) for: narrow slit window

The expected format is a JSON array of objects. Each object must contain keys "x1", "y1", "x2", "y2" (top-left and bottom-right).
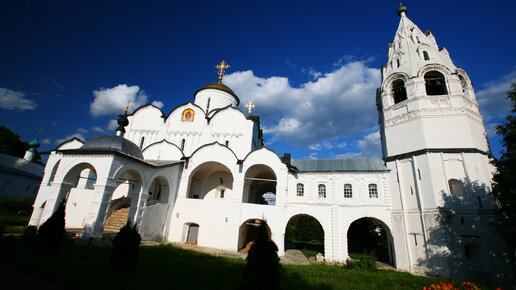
[
  {"x1": 423, "y1": 51, "x2": 430, "y2": 61},
  {"x1": 396, "y1": 59, "x2": 400, "y2": 68},
  {"x1": 206, "y1": 98, "x2": 211, "y2": 112},
  {"x1": 181, "y1": 139, "x2": 186, "y2": 151},
  {"x1": 139, "y1": 136, "x2": 145, "y2": 149}
]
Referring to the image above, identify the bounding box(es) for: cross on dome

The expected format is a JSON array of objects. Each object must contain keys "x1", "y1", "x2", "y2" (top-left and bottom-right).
[
  {"x1": 245, "y1": 101, "x2": 255, "y2": 117},
  {"x1": 215, "y1": 60, "x2": 230, "y2": 83}
]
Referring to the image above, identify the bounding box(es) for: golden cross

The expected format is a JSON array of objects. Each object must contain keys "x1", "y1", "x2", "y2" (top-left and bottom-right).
[
  {"x1": 215, "y1": 60, "x2": 230, "y2": 83},
  {"x1": 125, "y1": 101, "x2": 131, "y2": 113},
  {"x1": 245, "y1": 101, "x2": 255, "y2": 117}
]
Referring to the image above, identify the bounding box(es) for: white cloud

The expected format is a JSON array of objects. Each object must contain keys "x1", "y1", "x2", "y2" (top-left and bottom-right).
[
  {"x1": 77, "y1": 128, "x2": 88, "y2": 134},
  {"x1": 91, "y1": 126, "x2": 106, "y2": 133},
  {"x1": 89, "y1": 84, "x2": 164, "y2": 117},
  {"x1": 55, "y1": 133, "x2": 85, "y2": 145},
  {"x1": 476, "y1": 68, "x2": 516, "y2": 120},
  {"x1": 0, "y1": 88, "x2": 37, "y2": 110},
  {"x1": 335, "y1": 131, "x2": 381, "y2": 158},
  {"x1": 224, "y1": 61, "x2": 381, "y2": 147},
  {"x1": 152, "y1": 101, "x2": 164, "y2": 109},
  {"x1": 309, "y1": 144, "x2": 322, "y2": 151},
  {"x1": 485, "y1": 122, "x2": 499, "y2": 138},
  {"x1": 41, "y1": 138, "x2": 51, "y2": 145},
  {"x1": 107, "y1": 119, "x2": 118, "y2": 131}
]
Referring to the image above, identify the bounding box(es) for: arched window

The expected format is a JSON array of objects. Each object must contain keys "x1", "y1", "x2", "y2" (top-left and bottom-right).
[
  {"x1": 368, "y1": 184, "x2": 378, "y2": 198},
  {"x1": 448, "y1": 179, "x2": 463, "y2": 195},
  {"x1": 181, "y1": 109, "x2": 194, "y2": 122},
  {"x1": 423, "y1": 51, "x2": 430, "y2": 61},
  {"x1": 181, "y1": 139, "x2": 186, "y2": 151},
  {"x1": 296, "y1": 183, "x2": 304, "y2": 196},
  {"x1": 318, "y1": 184, "x2": 326, "y2": 198},
  {"x1": 343, "y1": 183, "x2": 352, "y2": 198},
  {"x1": 424, "y1": 71, "x2": 448, "y2": 95},
  {"x1": 392, "y1": 79, "x2": 407, "y2": 104}
]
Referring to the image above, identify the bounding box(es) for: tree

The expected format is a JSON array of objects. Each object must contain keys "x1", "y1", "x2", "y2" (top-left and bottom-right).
[
  {"x1": 37, "y1": 200, "x2": 65, "y2": 252},
  {"x1": 0, "y1": 126, "x2": 28, "y2": 158},
  {"x1": 110, "y1": 222, "x2": 142, "y2": 270},
  {"x1": 491, "y1": 83, "x2": 516, "y2": 273},
  {"x1": 239, "y1": 221, "x2": 281, "y2": 290}
]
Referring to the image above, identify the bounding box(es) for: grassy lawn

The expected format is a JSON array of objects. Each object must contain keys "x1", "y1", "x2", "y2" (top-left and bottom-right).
[{"x1": 0, "y1": 239, "x2": 489, "y2": 290}]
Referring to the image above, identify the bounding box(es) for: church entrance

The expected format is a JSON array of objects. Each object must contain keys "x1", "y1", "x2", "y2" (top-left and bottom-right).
[
  {"x1": 285, "y1": 214, "x2": 325, "y2": 259},
  {"x1": 347, "y1": 217, "x2": 394, "y2": 266},
  {"x1": 185, "y1": 223, "x2": 199, "y2": 244},
  {"x1": 238, "y1": 219, "x2": 271, "y2": 252},
  {"x1": 104, "y1": 169, "x2": 142, "y2": 234},
  {"x1": 187, "y1": 162, "x2": 233, "y2": 200},
  {"x1": 243, "y1": 165, "x2": 276, "y2": 205}
]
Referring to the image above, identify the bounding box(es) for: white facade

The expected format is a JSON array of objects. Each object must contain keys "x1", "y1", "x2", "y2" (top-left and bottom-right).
[{"x1": 29, "y1": 5, "x2": 511, "y2": 283}]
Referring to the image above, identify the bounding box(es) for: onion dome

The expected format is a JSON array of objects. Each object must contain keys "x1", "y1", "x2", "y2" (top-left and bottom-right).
[
  {"x1": 397, "y1": 3, "x2": 407, "y2": 16},
  {"x1": 79, "y1": 135, "x2": 143, "y2": 160},
  {"x1": 194, "y1": 82, "x2": 240, "y2": 105}
]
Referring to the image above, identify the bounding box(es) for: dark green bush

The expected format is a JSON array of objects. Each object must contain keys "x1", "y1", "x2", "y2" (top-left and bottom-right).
[
  {"x1": 24, "y1": 225, "x2": 37, "y2": 242},
  {"x1": 344, "y1": 253, "x2": 378, "y2": 271},
  {"x1": 0, "y1": 222, "x2": 5, "y2": 239},
  {"x1": 110, "y1": 222, "x2": 142, "y2": 270},
  {"x1": 239, "y1": 221, "x2": 281, "y2": 290},
  {"x1": 37, "y1": 201, "x2": 65, "y2": 252}
]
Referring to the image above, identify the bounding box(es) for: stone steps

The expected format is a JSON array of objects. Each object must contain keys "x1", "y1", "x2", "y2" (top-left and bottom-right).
[{"x1": 103, "y1": 207, "x2": 130, "y2": 234}]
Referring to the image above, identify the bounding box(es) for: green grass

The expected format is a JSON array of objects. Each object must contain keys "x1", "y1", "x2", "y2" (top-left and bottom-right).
[
  {"x1": 300, "y1": 248, "x2": 318, "y2": 259},
  {"x1": 0, "y1": 240, "x2": 496, "y2": 290}
]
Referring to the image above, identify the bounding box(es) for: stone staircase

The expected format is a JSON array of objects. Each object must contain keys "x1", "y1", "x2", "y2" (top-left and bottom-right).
[{"x1": 103, "y1": 207, "x2": 129, "y2": 234}]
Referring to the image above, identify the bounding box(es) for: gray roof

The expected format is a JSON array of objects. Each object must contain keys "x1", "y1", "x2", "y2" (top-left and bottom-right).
[
  {"x1": 78, "y1": 135, "x2": 144, "y2": 160},
  {"x1": 0, "y1": 152, "x2": 44, "y2": 179},
  {"x1": 291, "y1": 158, "x2": 389, "y2": 172},
  {"x1": 145, "y1": 160, "x2": 183, "y2": 167}
]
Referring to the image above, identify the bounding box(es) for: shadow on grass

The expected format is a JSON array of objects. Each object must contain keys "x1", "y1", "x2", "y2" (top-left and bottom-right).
[{"x1": 0, "y1": 240, "x2": 327, "y2": 290}]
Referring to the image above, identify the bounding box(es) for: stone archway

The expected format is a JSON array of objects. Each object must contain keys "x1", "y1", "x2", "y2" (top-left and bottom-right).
[
  {"x1": 347, "y1": 217, "x2": 395, "y2": 266},
  {"x1": 238, "y1": 219, "x2": 271, "y2": 252},
  {"x1": 58, "y1": 162, "x2": 98, "y2": 229},
  {"x1": 187, "y1": 162, "x2": 233, "y2": 200},
  {"x1": 243, "y1": 164, "x2": 277, "y2": 205},
  {"x1": 285, "y1": 214, "x2": 325, "y2": 259},
  {"x1": 104, "y1": 169, "x2": 143, "y2": 234}
]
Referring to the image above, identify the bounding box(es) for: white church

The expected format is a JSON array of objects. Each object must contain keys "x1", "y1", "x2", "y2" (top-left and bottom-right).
[{"x1": 28, "y1": 3, "x2": 511, "y2": 282}]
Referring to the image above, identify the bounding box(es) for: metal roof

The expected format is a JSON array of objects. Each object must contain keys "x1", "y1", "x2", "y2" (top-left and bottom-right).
[
  {"x1": 291, "y1": 158, "x2": 389, "y2": 172},
  {"x1": 0, "y1": 152, "x2": 44, "y2": 179},
  {"x1": 78, "y1": 135, "x2": 144, "y2": 160}
]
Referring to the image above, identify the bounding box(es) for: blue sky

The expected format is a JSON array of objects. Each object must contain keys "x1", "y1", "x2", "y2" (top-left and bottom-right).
[{"x1": 1, "y1": 0, "x2": 515, "y2": 162}]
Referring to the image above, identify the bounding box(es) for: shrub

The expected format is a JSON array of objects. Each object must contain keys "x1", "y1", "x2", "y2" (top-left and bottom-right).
[
  {"x1": 239, "y1": 220, "x2": 281, "y2": 290},
  {"x1": 37, "y1": 200, "x2": 65, "y2": 252},
  {"x1": 110, "y1": 222, "x2": 142, "y2": 270},
  {"x1": 0, "y1": 222, "x2": 5, "y2": 240},
  {"x1": 24, "y1": 225, "x2": 38, "y2": 242}
]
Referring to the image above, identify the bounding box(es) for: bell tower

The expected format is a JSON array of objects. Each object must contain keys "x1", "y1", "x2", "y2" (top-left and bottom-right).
[{"x1": 377, "y1": 3, "x2": 504, "y2": 281}]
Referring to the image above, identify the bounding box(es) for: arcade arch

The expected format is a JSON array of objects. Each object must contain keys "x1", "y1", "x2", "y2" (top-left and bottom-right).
[
  {"x1": 243, "y1": 164, "x2": 277, "y2": 205},
  {"x1": 104, "y1": 169, "x2": 143, "y2": 233},
  {"x1": 238, "y1": 219, "x2": 271, "y2": 252},
  {"x1": 285, "y1": 214, "x2": 325, "y2": 257},
  {"x1": 347, "y1": 217, "x2": 395, "y2": 265},
  {"x1": 57, "y1": 162, "x2": 98, "y2": 229},
  {"x1": 187, "y1": 162, "x2": 233, "y2": 200}
]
